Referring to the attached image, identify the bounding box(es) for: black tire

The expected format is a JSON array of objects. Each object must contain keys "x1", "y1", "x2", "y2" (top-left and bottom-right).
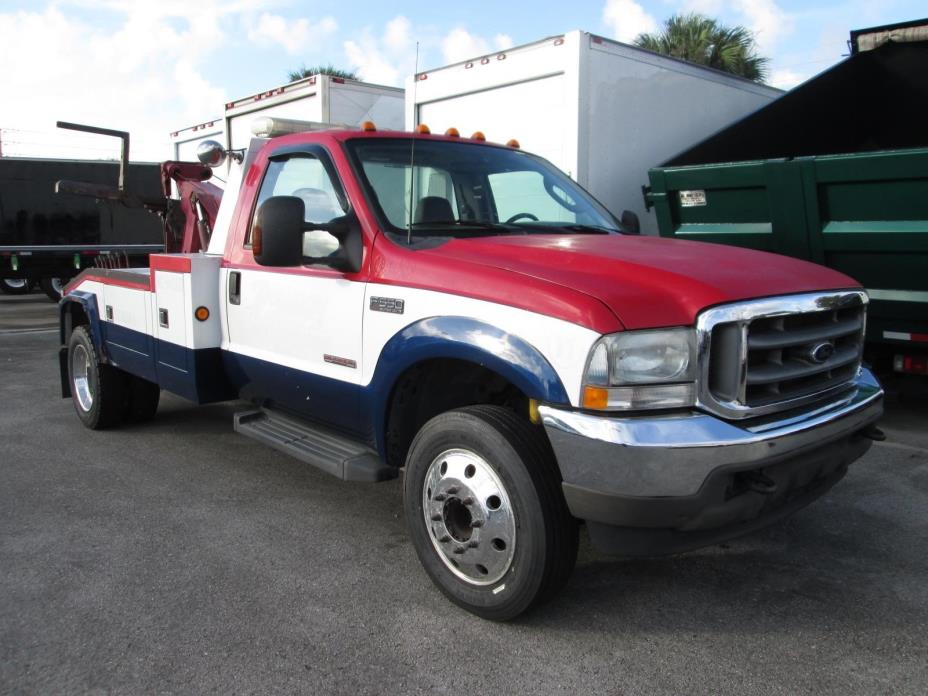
[
  {"x1": 404, "y1": 405, "x2": 578, "y2": 621},
  {"x1": 0, "y1": 278, "x2": 33, "y2": 295},
  {"x1": 126, "y1": 375, "x2": 160, "y2": 423},
  {"x1": 67, "y1": 326, "x2": 128, "y2": 430},
  {"x1": 39, "y1": 277, "x2": 66, "y2": 302}
]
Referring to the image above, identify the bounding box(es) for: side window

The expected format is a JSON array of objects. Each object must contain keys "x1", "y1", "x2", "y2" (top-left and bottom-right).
[{"x1": 250, "y1": 155, "x2": 347, "y2": 257}]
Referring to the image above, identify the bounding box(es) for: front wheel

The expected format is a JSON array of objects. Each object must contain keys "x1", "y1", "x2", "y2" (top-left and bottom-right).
[{"x1": 404, "y1": 405, "x2": 578, "y2": 621}]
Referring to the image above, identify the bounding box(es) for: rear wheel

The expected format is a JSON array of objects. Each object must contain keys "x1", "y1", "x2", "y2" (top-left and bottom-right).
[
  {"x1": 0, "y1": 278, "x2": 33, "y2": 295},
  {"x1": 404, "y1": 405, "x2": 578, "y2": 621},
  {"x1": 67, "y1": 326, "x2": 128, "y2": 430}
]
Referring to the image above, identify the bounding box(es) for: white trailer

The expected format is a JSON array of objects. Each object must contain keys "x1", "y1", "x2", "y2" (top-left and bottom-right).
[
  {"x1": 224, "y1": 74, "x2": 404, "y2": 151},
  {"x1": 169, "y1": 119, "x2": 224, "y2": 163},
  {"x1": 170, "y1": 75, "x2": 405, "y2": 161},
  {"x1": 406, "y1": 30, "x2": 781, "y2": 234}
]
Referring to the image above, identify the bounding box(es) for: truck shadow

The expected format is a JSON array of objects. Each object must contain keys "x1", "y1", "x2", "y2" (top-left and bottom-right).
[{"x1": 521, "y1": 502, "x2": 925, "y2": 635}]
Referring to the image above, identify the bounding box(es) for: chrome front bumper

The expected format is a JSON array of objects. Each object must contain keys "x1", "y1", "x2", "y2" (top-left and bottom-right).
[{"x1": 540, "y1": 368, "x2": 883, "y2": 534}]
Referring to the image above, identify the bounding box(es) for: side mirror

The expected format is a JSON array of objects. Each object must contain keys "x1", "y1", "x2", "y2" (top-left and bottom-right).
[
  {"x1": 253, "y1": 196, "x2": 304, "y2": 266},
  {"x1": 312, "y1": 214, "x2": 363, "y2": 273},
  {"x1": 620, "y1": 210, "x2": 641, "y2": 235},
  {"x1": 252, "y1": 196, "x2": 363, "y2": 273}
]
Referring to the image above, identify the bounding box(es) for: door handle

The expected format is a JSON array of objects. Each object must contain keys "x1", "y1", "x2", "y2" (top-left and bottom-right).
[{"x1": 228, "y1": 271, "x2": 241, "y2": 305}]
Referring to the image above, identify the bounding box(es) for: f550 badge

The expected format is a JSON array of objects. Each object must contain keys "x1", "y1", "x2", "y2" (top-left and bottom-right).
[{"x1": 370, "y1": 296, "x2": 405, "y2": 314}]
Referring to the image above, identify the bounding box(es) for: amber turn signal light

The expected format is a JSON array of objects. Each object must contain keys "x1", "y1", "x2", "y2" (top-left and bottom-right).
[
  {"x1": 416, "y1": 123, "x2": 431, "y2": 134},
  {"x1": 195, "y1": 306, "x2": 210, "y2": 322},
  {"x1": 471, "y1": 131, "x2": 486, "y2": 141},
  {"x1": 444, "y1": 127, "x2": 460, "y2": 137},
  {"x1": 581, "y1": 386, "x2": 609, "y2": 410}
]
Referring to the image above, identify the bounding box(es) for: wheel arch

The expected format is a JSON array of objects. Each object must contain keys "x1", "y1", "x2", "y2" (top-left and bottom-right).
[
  {"x1": 365, "y1": 316, "x2": 570, "y2": 465},
  {"x1": 59, "y1": 291, "x2": 107, "y2": 398}
]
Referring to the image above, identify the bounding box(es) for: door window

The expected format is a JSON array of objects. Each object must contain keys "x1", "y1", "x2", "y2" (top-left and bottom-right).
[{"x1": 250, "y1": 155, "x2": 347, "y2": 256}]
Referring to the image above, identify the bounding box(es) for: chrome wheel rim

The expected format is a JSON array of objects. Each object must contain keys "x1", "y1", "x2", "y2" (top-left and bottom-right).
[
  {"x1": 71, "y1": 344, "x2": 93, "y2": 412},
  {"x1": 4, "y1": 279, "x2": 28, "y2": 290},
  {"x1": 423, "y1": 448, "x2": 516, "y2": 586},
  {"x1": 50, "y1": 278, "x2": 65, "y2": 295}
]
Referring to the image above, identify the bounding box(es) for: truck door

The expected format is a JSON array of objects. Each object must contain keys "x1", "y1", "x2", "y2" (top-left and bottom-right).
[{"x1": 222, "y1": 147, "x2": 366, "y2": 432}]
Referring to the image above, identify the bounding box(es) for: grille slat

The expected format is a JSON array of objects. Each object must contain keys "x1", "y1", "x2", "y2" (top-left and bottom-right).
[
  {"x1": 747, "y1": 315, "x2": 863, "y2": 350},
  {"x1": 746, "y1": 345, "x2": 861, "y2": 385},
  {"x1": 697, "y1": 291, "x2": 867, "y2": 420}
]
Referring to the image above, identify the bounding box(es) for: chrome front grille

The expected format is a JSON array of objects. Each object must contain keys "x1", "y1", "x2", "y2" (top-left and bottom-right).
[{"x1": 696, "y1": 291, "x2": 868, "y2": 419}]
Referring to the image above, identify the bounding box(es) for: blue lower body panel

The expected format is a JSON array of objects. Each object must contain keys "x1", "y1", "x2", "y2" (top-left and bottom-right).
[{"x1": 102, "y1": 323, "x2": 235, "y2": 404}]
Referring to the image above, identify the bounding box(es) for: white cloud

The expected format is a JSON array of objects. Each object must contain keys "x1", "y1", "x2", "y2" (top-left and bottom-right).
[
  {"x1": 602, "y1": 0, "x2": 658, "y2": 43},
  {"x1": 494, "y1": 33, "x2": 514, "y2": 50},
  {"x1": 0, "y1": 3, "x2": 241, "y2": 161},
  {"x1": 247, "y1": 13, "x2": 337, "y2": 55},
  {"x1": 384, "y1": 16, "x2": 412, "y2": 53},
  {"x1": 343, "y1": 16, "x2": 418, "y2": 86},
  {"x1": 732, "y1": 0, "x2": 794, "y2": 52},
  {"x1": 768, "y1": 68, "x2": 806, "y2": 89},
  {"x1": 441, "y1": 27, "x2": 491, "y2": 63},
  {"x1": 344, "y1": 17, "x2": 510, "y2": 85}
]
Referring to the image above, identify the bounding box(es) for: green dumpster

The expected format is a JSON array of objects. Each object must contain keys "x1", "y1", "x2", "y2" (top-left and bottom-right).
[{"x1": 645, "y1": 29, "x2": 928, "y2": 375}]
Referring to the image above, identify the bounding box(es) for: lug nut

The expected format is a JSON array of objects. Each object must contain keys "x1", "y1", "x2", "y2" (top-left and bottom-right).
[
  {"x1": 462, "y1": 497, "x2": 474, "y2": 506},
  {"x1": 446, "y1": 486, "x2": 460, "y2": 495},
  {"x1": 453, "y1": 546, "x2": 466, "y2": 555},
  {"x1": 439, "y1": 535, "x2": 451, "y2": 543},
  {"x1": 431, "y1": 513, "x2": 442, "y2": 521},
  {"x1": 433, "y1": 493, "x2": 447, "y2": 502},
  {"x1": 468, "y1": 540, "x2": 479, "y2": 548},
  {"x1": 471, "y1": 520, "x2": 484, "y2": 528}
]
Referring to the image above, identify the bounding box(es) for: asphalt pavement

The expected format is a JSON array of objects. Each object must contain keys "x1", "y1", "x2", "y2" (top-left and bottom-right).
[{"x1": 1, "y1": 292, "x2": 926, "y2": 694}]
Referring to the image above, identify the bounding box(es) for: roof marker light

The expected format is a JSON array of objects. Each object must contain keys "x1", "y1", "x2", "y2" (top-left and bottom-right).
[
  {"x1": 471, "y1": 131, "x2": 486, "y2": 141},
  {"x1": 361, "y1": 120, "x2": 377, "y2": 132},
  {"x1": 445, "y1": 127, "x2": 460, "y2": 137},
  {"x1": 416, "y1": 123, "x2": 431, "y2": 134},
  {"x1": 506, "y1": 139, "x2": 520, "y2": 148}
]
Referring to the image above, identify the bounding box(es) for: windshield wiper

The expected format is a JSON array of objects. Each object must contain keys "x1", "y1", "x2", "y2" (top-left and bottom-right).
[{"x1": 408, "y1": 220, "x2": 525, "y2": 234}]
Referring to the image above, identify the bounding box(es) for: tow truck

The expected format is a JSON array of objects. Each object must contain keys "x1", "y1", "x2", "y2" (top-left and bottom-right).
[{"x1": 58, "y1": 118, "x2": 884, "y2": 620}]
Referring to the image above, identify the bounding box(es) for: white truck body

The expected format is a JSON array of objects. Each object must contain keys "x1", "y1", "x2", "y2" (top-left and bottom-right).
[
  {"x1": 406, "y1": 30, "x2": 781, "y2": 235},
  {"x1": 224, "y1": 75, "x2": 404, "y2": 151},
  {"x1": 170, "y1": 75, "x2": 405, "y2": 161}
]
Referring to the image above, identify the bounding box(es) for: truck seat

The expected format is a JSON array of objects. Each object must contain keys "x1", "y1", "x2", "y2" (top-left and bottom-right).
[{"x1": 415, "y1": 196, "x2": 455, "y2": 223}]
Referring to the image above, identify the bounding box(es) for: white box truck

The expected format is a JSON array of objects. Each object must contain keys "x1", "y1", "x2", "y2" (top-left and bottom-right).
[
  {"x1": 170, "y1": 74, "x2": 405, "y2": 161},
  {"x1": 406, "y1": 30, "x2": 781, "y2": 234}
]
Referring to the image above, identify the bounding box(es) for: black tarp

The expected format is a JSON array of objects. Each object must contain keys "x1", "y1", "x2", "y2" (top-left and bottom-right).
[{"x1": 662, "y1": 40, "x2": 928, "y2": 167}]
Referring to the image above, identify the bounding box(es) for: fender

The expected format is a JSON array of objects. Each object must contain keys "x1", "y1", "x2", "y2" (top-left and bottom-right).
[
  {"x1": 363, "y1": 316, "x2": 571, "y2": 455},
  {"x1": 58, "y1": 290, "x2": 106, "y2": 397}
]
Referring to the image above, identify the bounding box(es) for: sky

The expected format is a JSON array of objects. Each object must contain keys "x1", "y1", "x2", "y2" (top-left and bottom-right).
[{"x1": 0, "y1": 0, "x2": 923, "y2": 161}]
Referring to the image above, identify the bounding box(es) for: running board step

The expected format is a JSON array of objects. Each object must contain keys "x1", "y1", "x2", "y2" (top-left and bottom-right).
[{"x1": 234, "y1": 409, "x2": 396, "y2": 483}]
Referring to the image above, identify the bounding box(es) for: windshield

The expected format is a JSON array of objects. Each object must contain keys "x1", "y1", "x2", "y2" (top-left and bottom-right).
[{"x1": 345, "y1": 137, "x2": 622, "y2": 246}]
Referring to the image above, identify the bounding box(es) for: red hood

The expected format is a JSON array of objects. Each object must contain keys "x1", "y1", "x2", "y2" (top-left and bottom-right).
[{"x1": 424, "y1": 234, "x2": 860, "y2": 330}]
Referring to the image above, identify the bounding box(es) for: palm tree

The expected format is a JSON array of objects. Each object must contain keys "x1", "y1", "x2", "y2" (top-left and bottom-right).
[
  {"x1": 287, "y1": 64, "x2": 359, "y2": 83},
  {"x1": 634, "y1": 13, "x2": 769, "y2": 82}
]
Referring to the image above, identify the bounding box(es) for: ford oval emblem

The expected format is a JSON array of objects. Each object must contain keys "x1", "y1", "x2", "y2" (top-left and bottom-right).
[{"x1": 810, "y1": 341, "x2": 836, "y2": 364}]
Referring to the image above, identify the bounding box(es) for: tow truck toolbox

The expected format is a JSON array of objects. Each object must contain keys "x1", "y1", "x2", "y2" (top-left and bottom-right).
[{"x1": 57, "y1": 118, "x2": 884, "y2": 621}]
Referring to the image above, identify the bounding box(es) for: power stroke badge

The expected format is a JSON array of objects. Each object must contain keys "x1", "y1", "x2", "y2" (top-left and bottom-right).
[{"x1": 369, "y1": 296, "x2": 405, "y2": 314}]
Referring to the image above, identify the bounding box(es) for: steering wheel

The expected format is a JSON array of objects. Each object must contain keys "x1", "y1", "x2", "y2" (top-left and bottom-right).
[{"x1": 505, "y1": 212, "x2": 539, "y2": 223}]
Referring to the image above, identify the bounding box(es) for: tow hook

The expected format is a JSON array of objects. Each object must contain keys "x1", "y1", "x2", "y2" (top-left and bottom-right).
[
  {"x1": 744, "y1": 471, "x2": 777, "y2": 495},
  {"x1": 863, "y1": 425, "x2": 886, "y2": 441}
]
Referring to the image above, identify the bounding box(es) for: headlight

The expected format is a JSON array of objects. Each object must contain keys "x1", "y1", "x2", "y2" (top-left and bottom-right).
[{"x1": 581, "y1": 328, "x2": 696, "y2": 410}]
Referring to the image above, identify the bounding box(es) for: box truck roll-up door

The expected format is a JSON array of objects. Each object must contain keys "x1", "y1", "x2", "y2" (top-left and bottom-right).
[{"x1": 417, "y1": 74, "x2": 570, "y2": 177}]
